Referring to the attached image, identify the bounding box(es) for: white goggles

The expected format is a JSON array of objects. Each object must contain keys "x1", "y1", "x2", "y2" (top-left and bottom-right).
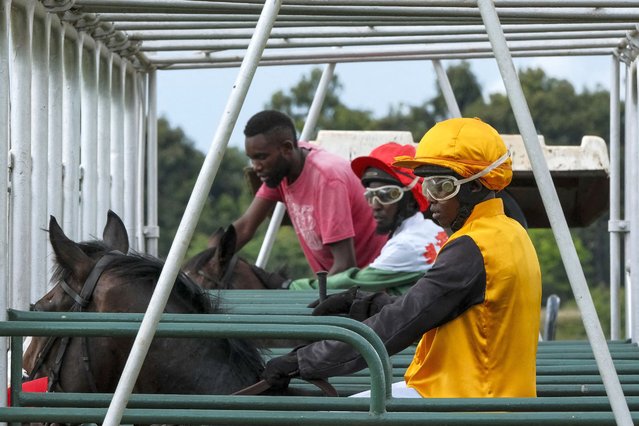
[
  {"x1": 364, "y1": 178, "x2": 419, "y2": 205},
  {"x1": 421, "y1": 151, "x2": 510, "y2": 201}
]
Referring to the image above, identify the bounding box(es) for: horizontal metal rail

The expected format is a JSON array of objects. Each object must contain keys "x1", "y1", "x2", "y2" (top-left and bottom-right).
[
  {"x1": 114, "y1": 22, "x2": 636, "y2": 35},
  {"x1": 14, "y1": 393, "x2": 639, "y2": 412},
  {"x1": 0, "y1": 406, "x2": 636, "y2": 425}
]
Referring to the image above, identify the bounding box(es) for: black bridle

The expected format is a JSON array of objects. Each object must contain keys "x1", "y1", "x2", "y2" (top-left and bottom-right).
[{"x1": 29, "y1": 250, "x2": 123, "y2": 392}]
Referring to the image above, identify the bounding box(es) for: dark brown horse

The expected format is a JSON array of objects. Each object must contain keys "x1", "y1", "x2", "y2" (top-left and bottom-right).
[
  {"x1": 183, "y1": 225, "x2": 289, "y2": 290},
  {"x1": 24, "y1": 211, "x2": 266, "y2": 397}
]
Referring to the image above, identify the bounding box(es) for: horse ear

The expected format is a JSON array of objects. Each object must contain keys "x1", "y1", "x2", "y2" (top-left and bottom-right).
[
  {"x1": 207, "y1": 227, "x2": 225, "y2": 248},
  {"x1": 49, "y1": 215, "x2": 93, "y2": 282},
  {"x1": 216, "y1": 225, "x2": 237, "y2": 270},
  {"x1": 103, "y1": 210, "x2": 129, "y2": 253}
]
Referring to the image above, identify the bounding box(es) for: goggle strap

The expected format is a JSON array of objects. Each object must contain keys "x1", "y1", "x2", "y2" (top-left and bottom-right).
[
  {"x1": 404, "y1": 177, "x2": 419, "y2": 191},
  {"x1": 455, "y1": 150, "x2": 510, "y2": 186}
]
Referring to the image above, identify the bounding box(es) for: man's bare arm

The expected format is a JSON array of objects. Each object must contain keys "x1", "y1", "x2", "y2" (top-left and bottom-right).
[{"x1": 327, "y1": 238, "x2": 357, "y2": 275}]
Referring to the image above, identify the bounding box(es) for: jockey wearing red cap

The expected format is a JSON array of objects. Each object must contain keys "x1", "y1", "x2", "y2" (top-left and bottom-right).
[{"x1": 286, "y1": 142, "x2": 446, "y2": 295}]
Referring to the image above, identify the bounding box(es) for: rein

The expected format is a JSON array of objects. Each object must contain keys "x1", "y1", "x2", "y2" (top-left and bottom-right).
[
  {"x1": 29, "y1": 250, "x2": 123, "y2": 392},
  {"x1": 232, "y1": 378, "x2": 338, "y2": 397}
]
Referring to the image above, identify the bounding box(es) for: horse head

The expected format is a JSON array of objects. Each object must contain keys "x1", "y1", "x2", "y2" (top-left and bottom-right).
[
  {"x1": 25, "y1": 211, "x2": 265, "y2": 396},
  {"x1": 184, "y1": 225, "x2": 288, "y2": 290}
]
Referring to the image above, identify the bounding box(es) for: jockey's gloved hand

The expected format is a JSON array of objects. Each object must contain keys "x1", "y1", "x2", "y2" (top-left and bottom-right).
[
  {"x1": 348, "y1": 291, "x2": 393, "y2": 321},
  {"x1": 263, "y1": 351, "x2": 299, "y2": 390},
  {"x1": 309, "y1": 286, "x2": 393, "y2": 321},
  {"x1": 308, "y1": 286, "x2": 359, "y2": 316}
]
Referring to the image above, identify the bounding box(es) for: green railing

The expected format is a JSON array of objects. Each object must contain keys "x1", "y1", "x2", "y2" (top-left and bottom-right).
[{"x1": 1, "y1": 309, "x2": 394, "y2": 424}]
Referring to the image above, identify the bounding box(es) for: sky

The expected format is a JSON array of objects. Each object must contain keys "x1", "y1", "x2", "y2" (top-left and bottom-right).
[{"x1": 157, "y1": 55, "x2": 614, "y2": 154}]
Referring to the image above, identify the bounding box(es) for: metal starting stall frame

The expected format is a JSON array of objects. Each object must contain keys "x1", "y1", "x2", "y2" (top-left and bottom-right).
[{"x1": 1, "y1": 1, "x2": 639, "y2": 426}]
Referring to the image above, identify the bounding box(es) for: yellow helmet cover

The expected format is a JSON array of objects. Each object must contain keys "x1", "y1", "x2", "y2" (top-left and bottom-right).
[{"x1": 394, "y1": 117, "x2": 512, "y2": 191}]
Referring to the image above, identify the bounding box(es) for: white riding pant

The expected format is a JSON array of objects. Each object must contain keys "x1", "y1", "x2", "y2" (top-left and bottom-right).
[{"x1": 349, "y1": 380, "x2": 421, "y2": 398}]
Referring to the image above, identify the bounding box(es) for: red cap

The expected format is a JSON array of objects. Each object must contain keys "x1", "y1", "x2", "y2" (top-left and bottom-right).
[{"x1": 351, "y1": 142, "x2": 429, "y2": 212}]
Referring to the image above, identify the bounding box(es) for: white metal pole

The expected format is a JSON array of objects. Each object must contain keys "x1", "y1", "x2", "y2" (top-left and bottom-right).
[
  {"x1": 97, "y1": 49, "x2": 113, "y2": 231},
  {"x1": 123, "y1": 66, "x2": 138, "y2": 248},
  {"x1": 47, "y1": 16, "x2": 64, "y2": 286},
  {"x1": 62, "y1": 31, "x2": 83, "y2": 241},
  {"x1": 624, "y1": 61, "x2": 636, "y2": 339},
  {"x1": 255, "y1": 62, "x2": 336, "y2": 268},
  {"x1": 9, "y1": 0, "x2": 34, "y2": 311},
  {"x1": 0, "y1": 0, "x2": 10, "y2": 413},
  {"x1": 30, "y1": 11, "x2": 50, "y2": 301},
  {"x1": 432, "y1": 59, "x2": 461, "y2": 118},
  {"x1": 145, "y1": 69, "x2": 159, "y2": 257},
  {"x1": 477, "y1": 1, "x2": 633, "y2": 425},
  {"x1": 102, "y1": 1, "x2": 282, "y2": 424},
  {"x1": 135, "y1": 73, "x2": 147, "y2": 253},
  {"x1": 631, "y1": 59, "x2": 639, "y2": 342},
  {"x1": 80, "y1": 40, "x2": 99, "y2": 240},
  {"x1": 299, "y1": 64, "x2": 337, "y2": 142},
  {"x1": 609, "y1": 54, "x2": 622, "y2": 340},
  {"x1": 110, "y1": 61, "x2": 126, "y2": 218}
]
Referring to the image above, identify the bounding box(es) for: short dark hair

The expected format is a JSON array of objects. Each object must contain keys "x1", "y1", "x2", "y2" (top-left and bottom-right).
[{"x1": 244, "y1": 110, "x2": 297, "y2": 142}]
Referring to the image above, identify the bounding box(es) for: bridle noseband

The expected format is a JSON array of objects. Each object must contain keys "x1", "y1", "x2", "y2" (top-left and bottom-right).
[{"x1": 29, "y1": 250, "x2": 123, "y2": 392}]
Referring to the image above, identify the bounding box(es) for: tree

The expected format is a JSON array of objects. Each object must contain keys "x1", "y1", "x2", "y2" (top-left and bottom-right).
[
  {"x1": 430, "y1": 61, "x2": 484, "y2": 121},
  {"x1": 464, "y1": 67, "x2": 610, "y2": 146},
  {"x1": 266, "y1": 67, "x2": 375, "y2": 138}
]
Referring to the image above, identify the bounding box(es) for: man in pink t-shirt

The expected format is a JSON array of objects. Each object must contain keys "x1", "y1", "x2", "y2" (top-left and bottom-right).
[{"x1": 227, "y1": 110, "x2": 386, "y2": 274}]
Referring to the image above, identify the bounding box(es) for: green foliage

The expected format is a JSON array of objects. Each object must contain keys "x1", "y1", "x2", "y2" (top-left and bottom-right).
[
  {"x1": 266, "y1": 67, "x2": 375, "y2": 138},
  {"x1": 528, "y1": 228, "x2": 595, "y2": 302},
  {"x1": 431, "y1": 61, "x2": 484, "y2": 121},
  {"x1": 373, "y1": 102, "x2": 435, "y2": 142},
  {"x1": 157, "y1": 117, "x2": 250, "y2": 258}
]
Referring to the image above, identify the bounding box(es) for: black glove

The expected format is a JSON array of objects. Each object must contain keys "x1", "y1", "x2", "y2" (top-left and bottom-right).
[
  {"x1": 308, "y1": 286, "x2": 359, "y2": 316},
  {"x1": 348, "y1": 291, "x2": 393, "y2": 321},
  {"x1": 263, "y1": 351, "x2": 299, "y2": 390}
]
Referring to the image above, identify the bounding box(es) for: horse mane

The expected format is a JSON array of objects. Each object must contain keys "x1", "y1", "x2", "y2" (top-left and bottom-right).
[
  {"x1": 52, "y1": 242, "x2": 214, "y2": 314},
  {"x1": 108, "y1": 251, "x2": 219, "y2": 314}
]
